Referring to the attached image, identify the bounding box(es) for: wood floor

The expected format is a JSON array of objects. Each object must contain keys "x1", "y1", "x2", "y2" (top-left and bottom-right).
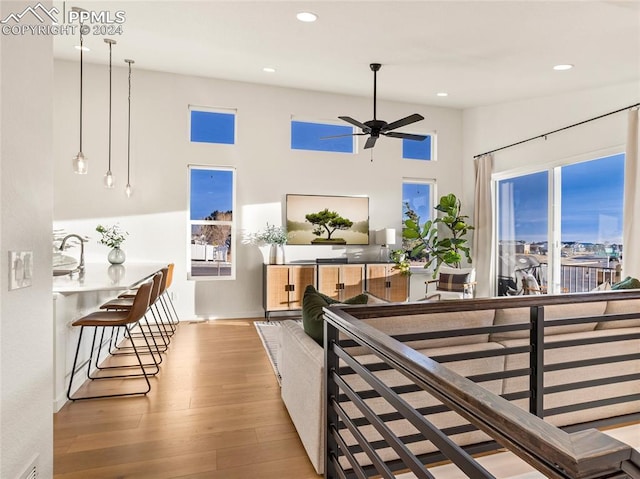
[
  {"x1": 54, "y1": 319, "x2": 639, "y2": 479},
  {"x1": 54, "y1": 319, "x2": 322, "y2": 479}
]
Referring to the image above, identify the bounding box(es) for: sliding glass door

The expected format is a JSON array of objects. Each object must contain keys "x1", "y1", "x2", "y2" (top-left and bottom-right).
[
  {"x1": 495, "y1": 153, "x2": 624, "y2": 295},
  {"x1": 496, "y1": 171, "x2": 549, "y2": 295}
]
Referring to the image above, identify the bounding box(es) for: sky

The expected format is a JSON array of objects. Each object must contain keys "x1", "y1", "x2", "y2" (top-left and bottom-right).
[
  {"x1": 402, "y1": 182, "x2": 432, "y2": 223},
  {"x1": 191, "y1": 154, "x2": 624, "y2": 245},
  {"x1": 190, "y1": 168, "x2": 233, "y2": 221},
  {"x1": 498, "y1": 153, "x2": 625, "y2": 244}
]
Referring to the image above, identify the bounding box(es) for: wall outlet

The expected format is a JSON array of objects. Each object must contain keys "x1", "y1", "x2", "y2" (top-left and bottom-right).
[{"x1": 9, "y1": 251, "x2": 33, "y2": 290}]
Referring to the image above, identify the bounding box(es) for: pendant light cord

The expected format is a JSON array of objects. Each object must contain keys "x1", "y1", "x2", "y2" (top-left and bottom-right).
[
  {"x1": 107, "y1": 41, "x2": 112, "y2": 171},
  {"x1": 127, "y1": 60, "x2": 132, "y2": 183},
  {"x1": 79, "y1": 26, "x2": 83, "y2": 152}
]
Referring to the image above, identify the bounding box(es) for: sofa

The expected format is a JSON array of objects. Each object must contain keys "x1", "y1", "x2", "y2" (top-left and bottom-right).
[{"x1": 278, "y1": 294, "x2": 640, "y2": 474}]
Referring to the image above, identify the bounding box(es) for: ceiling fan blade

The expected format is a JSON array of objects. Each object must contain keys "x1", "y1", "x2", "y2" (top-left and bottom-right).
[
  {"x1": 384, "y1": 113, "x2": 424, "y2": 132},
  {"x1": 384, "y1": 132, "x2": 428, "y2": 141},
  {"x1": 339, "y1": 116, "x2": 370, "y2": 132},
  {"x1": 364, "y1": 136, "x2": 378, "y2": 149},
  {"x1": 321, "y1": 133, "x2": 366, "y2": 139}
]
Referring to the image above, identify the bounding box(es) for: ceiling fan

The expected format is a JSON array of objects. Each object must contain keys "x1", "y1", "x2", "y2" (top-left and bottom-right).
[{"x1": 330, "y1": 63, "x2": 428, "y2": 149}]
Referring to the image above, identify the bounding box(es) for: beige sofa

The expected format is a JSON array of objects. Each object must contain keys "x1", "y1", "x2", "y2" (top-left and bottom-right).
[{"x1": 279, "y1": 297, "x2": 640, "y2": 474}]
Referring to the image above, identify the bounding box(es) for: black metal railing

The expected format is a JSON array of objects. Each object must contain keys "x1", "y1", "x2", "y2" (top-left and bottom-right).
[
  {"x1": 556, "y1": 263, "x2": 622, "y2": 293},
  {"x1": 499, "y1": 263, "x2": 622, "y2": 295},
  {"x1": 324, "y1": 291, "x2": 640, "y2": 478}
]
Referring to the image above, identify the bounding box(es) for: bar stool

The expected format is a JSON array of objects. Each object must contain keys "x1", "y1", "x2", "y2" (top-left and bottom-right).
[
  {"x1": 163, "y1": 263, "x2": 180, "y2": 327},
  {"x1": 119, "y1": 263, "x2": 179, "y2": 331},
  {"x1": 102, "y1": 270, "x2": 170, "y2": 354},
  {"x1": 67, "y1": 280, "x2": 158, "y2": 401}
]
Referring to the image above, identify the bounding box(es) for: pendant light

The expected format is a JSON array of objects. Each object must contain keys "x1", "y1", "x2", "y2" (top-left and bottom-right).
[
  {"x1": 103, "y1": 38, "x2": 116, "y2": 188},
  {"x1": 124, "y1": 59, "x2": 135, "y2": 197},
  {"x1": 72, "y1": 7, "x2": 89, "y2": 174}
]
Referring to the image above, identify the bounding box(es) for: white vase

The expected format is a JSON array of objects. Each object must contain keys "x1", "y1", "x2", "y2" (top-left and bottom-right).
[
  {"x1": 269, "y1": 244, "x2": 285, "y2": 265},
  {"x1": 108, "y1": 247, "x2": 126, "y2": 265}
]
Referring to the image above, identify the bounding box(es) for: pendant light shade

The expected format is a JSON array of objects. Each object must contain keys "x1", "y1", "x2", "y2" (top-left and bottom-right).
[
  {"x1": 104, "y1": 38, "x2": 117, "y2": 188},
  {"x1": 72, "y1": 7, "x2": 89, "y2": 174},
  {"x1": 124, "y1": 58, "x2": 135, "y2": 197},
  {"x1": 73, "y1": 151, "x2": 88, "y2": 175}
]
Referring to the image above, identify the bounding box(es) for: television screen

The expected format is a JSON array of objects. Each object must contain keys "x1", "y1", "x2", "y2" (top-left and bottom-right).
[{"x1": 286, "y1": 194, "x2": 370, "y2": 245}]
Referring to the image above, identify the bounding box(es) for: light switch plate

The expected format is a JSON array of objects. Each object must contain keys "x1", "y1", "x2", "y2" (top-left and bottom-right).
[{"x1": 9, "y1": 251, "x2": 33, "y2": 290}]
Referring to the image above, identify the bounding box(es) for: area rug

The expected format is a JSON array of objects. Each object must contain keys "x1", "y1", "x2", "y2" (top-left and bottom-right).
[{"x1": 254, "y1": 319, "x2": 301, "y2": 385}]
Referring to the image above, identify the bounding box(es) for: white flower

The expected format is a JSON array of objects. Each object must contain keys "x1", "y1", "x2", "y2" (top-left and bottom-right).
[
  {"x1": 254, "y1": 223, "x2": 287, "y2": 245},
  {"x1": 96, "y1": 224, "x2": 128, "y2": 249}
]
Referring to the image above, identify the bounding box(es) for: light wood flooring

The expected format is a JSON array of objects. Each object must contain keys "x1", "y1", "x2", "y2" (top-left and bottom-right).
[
  {"x1": 54, "y1": 319, "x2": 322, "y2": 479},
  {"x1": 54, "y1": 319, "x2": 639, "y2": 479}
]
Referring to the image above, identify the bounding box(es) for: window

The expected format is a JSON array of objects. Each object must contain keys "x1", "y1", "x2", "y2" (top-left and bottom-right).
[
  {"x1": 495, "y1": 153, "x2": 624, "y2": 295},
  {"x1": 402, "y1": 134, "x2": 434, "y2": 161},
  {"x1": 189, "y1": 106, "x2": 235, "y2": 144},
  {"x1": 290, "y1": 120, "x2": 354, "y2": 153},
  {"x1": 496, "y1": 171, "x2": 549, "y2": 295},
  {"x1": 188, "y1": 166, "x2": 235, "y2": 279},
  {"x1": 402, "y1": 179, "x2": 434, "y2": 263}
]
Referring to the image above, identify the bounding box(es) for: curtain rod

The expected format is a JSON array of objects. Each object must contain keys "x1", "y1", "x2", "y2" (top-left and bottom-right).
[{"x1": 474, "y1": 102, "x2": 640, "y2": 159}]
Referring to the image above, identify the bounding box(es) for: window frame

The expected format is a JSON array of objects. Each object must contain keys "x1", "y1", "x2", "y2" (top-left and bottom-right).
[
  {"x1": 492, "y1": 147, "x2": 625, "y2": 295},
  {"x1": 402, "y1": 131, "x2": 437, "y2": 161},
  {"x1": 402, "y1": 177, "x2": 437, "y2": 268},
  {"x1": 188, "y1": 105, "x2": 237, "y2": 145},
  {"x1": 187, "y1": 165, "x2": 237, "y2": 281},
  {"x1": 290, "y1": 117, "x2": 356, "y2": 154}
]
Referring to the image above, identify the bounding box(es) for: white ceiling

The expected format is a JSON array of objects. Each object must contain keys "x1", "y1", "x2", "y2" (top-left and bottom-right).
[{"x1": 52, "y1": 1, "x2": 640, "y2": 109}]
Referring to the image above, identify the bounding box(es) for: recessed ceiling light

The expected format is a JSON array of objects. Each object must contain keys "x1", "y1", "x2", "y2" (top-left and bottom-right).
[
  {"x1": 553, "y1": 64, "x2": 574, "y2": 71},
  {"x1": 296, "y1": 11, "x2": 318, "y2": 22},
  {"x1": 263, "y1": 67, "x2": 276, "y2": 73},
  {"x1": 74, "y1": 45, "x2": 90, "y2": 51},
  {"x1": 436, "y1": 92, "x2": 448, "y2": 97}
]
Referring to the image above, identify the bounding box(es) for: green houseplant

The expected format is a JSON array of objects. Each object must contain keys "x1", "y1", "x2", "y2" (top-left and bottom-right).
[
  {"x1": 96, "y1": 224, "x2": 128, "y2": 249},
  {"x1": 255, "y1": 223, "x2": 288, "y2": 264},
  {"x1": 254, "y1": 223, "x2": 287, "y2": 245},
  {"x1": 96, "y1": 224, "x2": 129, "y2": 264},
  {"x1": 395, "y1": 193, "x2": 473, "y2": 277}
]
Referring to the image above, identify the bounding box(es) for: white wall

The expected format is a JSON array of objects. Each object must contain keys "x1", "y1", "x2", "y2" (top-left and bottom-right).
[
  {"x1": 462, "y1": 81, "x2": 640, "y2": 292},
  {"x1": 53, "y1": 60, "x2": 464, "y2": 318},
  {"x1": 463, "y1": 81, "x2": 639, "y2": 178},
  {"x1": 0, "y1": 2, "x2": 54, "y2": 477}
]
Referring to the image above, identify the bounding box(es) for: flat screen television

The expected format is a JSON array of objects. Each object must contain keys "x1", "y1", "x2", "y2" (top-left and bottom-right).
[{"x1": 285, "y1": 194, "x2": 370, "y2": 245}]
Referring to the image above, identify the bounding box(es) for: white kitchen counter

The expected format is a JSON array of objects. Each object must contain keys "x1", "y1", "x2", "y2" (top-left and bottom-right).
[
  {"x1": 53, "y1": 262, "x2": 167, "y2": 294},
  {"x1": 53, "y1": 262, "x2": 168, "y2": 411}
]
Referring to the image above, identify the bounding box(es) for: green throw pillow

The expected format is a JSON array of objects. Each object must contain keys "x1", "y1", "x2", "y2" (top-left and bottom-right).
[
  {"x1": 301, "y1": 285, "x2": 368, "y2": 346},
  {"x1": 611, "y1": 276, "x2": 640, "y2": 290}
]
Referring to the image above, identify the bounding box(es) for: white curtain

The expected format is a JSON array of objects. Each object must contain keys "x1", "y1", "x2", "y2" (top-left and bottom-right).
[
  {"x1": 473, "y1": 154, "x2": 494, "y2": 297},
  {"x1": 623, "y1": 108, "x2": 640, "y2": 278}
]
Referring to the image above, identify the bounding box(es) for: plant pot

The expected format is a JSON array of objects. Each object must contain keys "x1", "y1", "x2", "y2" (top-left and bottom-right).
[
  {"x1": 269, "y1": 244, "x2": 285, "y2": 265},
  {"x1": 108, "y1": 247, "x2": 126, "y2": 265}
]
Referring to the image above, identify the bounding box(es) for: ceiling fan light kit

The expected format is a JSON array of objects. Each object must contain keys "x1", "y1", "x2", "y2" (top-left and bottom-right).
[{"x1": 334, "y1": 63, "x2": 428, "y2": 149}]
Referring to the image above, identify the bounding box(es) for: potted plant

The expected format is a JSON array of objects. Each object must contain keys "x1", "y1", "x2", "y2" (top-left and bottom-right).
[
  {"x1": 395, "y1": 193, "x2": 473, "y2": 277},
  {"x1": 255, "y1": 223, "x2": 288, "y2": 264},
  {"x1": 96, "y1": 224, "x2": 129, "y2": 264}
]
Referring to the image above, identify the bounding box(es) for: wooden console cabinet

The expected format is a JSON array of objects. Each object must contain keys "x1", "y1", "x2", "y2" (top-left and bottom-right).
[
  {"x1": 263, "y1": 262, "x2": 408, "y2": 318},
  {"x1": 366, "y1": 263, "x2": 409, "y2": 302},
  {"x1": 317, "y1": 264, "x2": 365, "y2": 301},
  {"x1": 263, "y1": 264, "x2": 316, "y2": 318}
]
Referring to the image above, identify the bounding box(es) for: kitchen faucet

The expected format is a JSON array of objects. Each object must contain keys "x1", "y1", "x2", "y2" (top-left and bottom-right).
[{"x1": 59, "y1": 234, "x2": 85, "y2": 273}]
